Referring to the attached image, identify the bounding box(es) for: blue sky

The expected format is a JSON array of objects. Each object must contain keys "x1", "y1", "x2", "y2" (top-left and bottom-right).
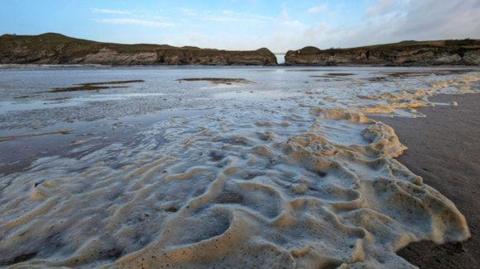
[{"x1": 1, "y1": 0, "x2": 479, "y2": 52}]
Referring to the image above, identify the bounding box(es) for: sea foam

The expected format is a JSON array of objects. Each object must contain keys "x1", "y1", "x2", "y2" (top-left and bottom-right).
[{"x1": 0, "y1": 68, "x2": 479, "y2": 268}]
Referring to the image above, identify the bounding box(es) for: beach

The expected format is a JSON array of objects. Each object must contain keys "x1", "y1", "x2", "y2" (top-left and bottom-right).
[
  {"x1": 2, "y1": 1, "x2": 480, "y2": 267},
  {"x1": 374, "y1": 94, "x2": 480, "y2": 268},
  {"x1": 0, "y1": 66, "x2": 479, "y2": 268}
]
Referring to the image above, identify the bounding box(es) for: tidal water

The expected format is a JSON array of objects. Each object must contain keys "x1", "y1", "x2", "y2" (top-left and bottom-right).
[{"x1": 0, "y1": 65, "x2": 479, "y2": 268}]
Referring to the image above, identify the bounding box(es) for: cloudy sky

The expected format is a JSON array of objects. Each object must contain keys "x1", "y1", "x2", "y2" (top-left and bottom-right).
[{"x1": 1, "y1": 0, "x2": 479, "y2": 52}]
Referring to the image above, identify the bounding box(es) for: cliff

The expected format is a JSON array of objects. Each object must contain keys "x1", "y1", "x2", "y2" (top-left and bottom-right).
[
  {"x1": 0, "y1": 33, "x2": 277, "y2": 65},
  {"x1": 285, "y1": 40, "x2": 480, "y2": 66}
]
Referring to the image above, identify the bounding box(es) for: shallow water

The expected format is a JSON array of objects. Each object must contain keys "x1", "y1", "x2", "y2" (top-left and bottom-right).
[{"x1": 0, "y1": 66, "x2": 479, "y2": 268}]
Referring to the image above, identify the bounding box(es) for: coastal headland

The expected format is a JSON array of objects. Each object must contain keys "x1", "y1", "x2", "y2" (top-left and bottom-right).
[
  {"x1": 2, "y1": 33, "x2": 480, "y2": 66},
  {"x1": 286, "y1": 40, "x2": 480, "y2": 66},
  {"x1": 0, "y1": 33, "x2": 277, "y2": 65}
]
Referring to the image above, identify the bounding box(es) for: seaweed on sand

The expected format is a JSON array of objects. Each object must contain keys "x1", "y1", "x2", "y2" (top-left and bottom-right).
[
  {"x1": 177, "y1": 78, "x2": 253, "y2": 85},
  {"x1": 50, "y1": 80, "x2": 144, "y2": 92}
]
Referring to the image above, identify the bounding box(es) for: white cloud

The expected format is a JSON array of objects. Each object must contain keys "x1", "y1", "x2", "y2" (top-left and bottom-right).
[
  {"x1": 92, "y1": 8, "x2": 130, "y2": 15},
  {"x1": 366, "y1": 0, "x2": 396, "y2": 16},
  {"x1": 279, "y1": 6, "x2": 304, "y2": 28},
  {"x1": 181, "y1": 9, "x2": 273, "y2": 24},
  {"x1": 389, "y1": 0, "x2": 480, "y2": 40},
  {"x1": 92, "y1": 7, "x2": 173, "y2": 28},
  {"x1": 90, "y1": 0, "x2": 480, "y2": 52},
  {"x1": 272, "y1": 0, "x2": 480, "y2": 51},
  {"x1": 344, "y1": 0, "x2": 480, "y2": 47},
  {"x1": 96, "y1": 18, "x2": 173, "y2": 28},
  {"x1": 307, "y1": 4, "x2": 328, "y2": 14}
]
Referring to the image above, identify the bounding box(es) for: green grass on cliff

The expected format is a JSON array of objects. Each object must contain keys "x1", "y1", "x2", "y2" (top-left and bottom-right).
[
  {"x1": 289, "y1": 39, "x2": 480, "y2": 55},
  {"x1": 0, "y1": 32, "x2": 271, "y2": 55}
]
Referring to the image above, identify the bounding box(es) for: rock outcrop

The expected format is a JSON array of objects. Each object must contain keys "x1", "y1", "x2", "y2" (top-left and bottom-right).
[
  {"x1": 0, "y1": 33, "x2": 277, "y2": 65},
  {"x1": 285, "y1": 40, "x2": 480, "y2": 66}
]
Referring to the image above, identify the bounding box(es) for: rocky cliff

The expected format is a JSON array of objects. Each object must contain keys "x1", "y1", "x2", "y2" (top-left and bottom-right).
[
  {"x1": 285, "y1": 40, "x2": 480, "y2": 66},
  {"x1": 0, "y1": 33, "x2": 277, "y2": 65}
]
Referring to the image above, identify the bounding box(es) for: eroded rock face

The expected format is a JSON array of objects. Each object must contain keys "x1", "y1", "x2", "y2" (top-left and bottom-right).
[
  {"x1": 79, "y1": 48, "x2": 158, "y2": 65},
  {"x1": 285, "y1": 40, "x2": 480, "y2": 66},
  {"x1": 0, "y1": 33, "x2": 277, "y2": 65},
  {"x1": 464, "y1": 50, "x2": 480, "y2": 65}
]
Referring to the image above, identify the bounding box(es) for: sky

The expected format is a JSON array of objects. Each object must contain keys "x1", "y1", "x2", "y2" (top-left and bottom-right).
[{"x1": 1, "y1": 0, "x2": 479, "y2": 52}]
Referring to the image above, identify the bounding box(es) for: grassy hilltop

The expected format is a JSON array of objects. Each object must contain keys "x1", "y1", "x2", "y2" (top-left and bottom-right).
[
  {"x1": 0, "y1": 33, "x2": 277, "y2": 65},
  {"x1": 285, "y1": 39, "x2": 480, "y2": 66}
]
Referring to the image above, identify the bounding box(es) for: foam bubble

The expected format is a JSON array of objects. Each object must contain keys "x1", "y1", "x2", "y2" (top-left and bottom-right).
[{"x1": 1, "y1": 70, "x2": 479, "y2": 269}]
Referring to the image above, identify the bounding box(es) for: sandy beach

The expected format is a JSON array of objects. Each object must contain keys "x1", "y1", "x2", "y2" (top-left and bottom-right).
[
  {"x1": 374, "y1": 94, "x2": 480, "y2": 268},
  {"x1": 1, "y1": 0, "x2": 480, "y2": 267},
  {"x1": 1, "y1": 66, "x2": 479, "y2": 268}
]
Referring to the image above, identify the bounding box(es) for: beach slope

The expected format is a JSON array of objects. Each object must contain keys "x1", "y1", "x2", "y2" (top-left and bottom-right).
[{"x1": 375, "y1": 94, "x2": 480, "y2": 269}]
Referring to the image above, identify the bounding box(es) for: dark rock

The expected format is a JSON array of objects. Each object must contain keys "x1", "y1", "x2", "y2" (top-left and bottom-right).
[
  {"x1": 0, "y1": 33, "x2": 277, "y2": 66},
  {"x1": 285, "y1": 39, "x2": 480, "y2": 66}
]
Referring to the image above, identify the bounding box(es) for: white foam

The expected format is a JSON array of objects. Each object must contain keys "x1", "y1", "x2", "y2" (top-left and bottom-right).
[{"x1": 1, "y1": 69, "x2": 479, "y2": 269}]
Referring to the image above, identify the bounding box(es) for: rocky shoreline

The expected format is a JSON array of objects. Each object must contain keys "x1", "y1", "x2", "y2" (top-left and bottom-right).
[
  {"x1": 2, "y1": 33, "x2": 480, "y2": 66},
  {"x1": 285, "y1": 40, "x2": 480, "y2": 66},
  {"x1": 0, "y1": 33, "x2": 277, "y2": 66}
]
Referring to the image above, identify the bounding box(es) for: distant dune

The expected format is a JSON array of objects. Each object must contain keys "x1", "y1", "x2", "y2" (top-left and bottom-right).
[
  {"x1": 286, "y1": 40, "x2": 480, "y2": 66},
  {"x1": 0, "y1": 33, "x2": 277, "y2": 65}
]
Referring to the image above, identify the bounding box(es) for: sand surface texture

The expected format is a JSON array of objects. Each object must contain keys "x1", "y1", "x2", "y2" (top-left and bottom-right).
[{"x1": 376, "y1": 94, "x2": 480, "y2": 269}]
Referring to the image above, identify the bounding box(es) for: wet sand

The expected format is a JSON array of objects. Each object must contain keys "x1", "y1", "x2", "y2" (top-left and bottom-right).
[
  {"x1": 1, "y1": 67, "x2": 479, "y2": 268},
  {"x1": 374, "y1": 94, "x2": 480, "y2": 269},
  {"x1": 176, "y1": 77, "x2": 253, "y2": 85}
]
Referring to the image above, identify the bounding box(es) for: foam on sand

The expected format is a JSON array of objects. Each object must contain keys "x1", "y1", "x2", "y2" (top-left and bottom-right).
[
  {"x1": 1, "y1": 71, "x2": 479, "y2": 269},
  {"x1": 359, "y1": 73, "x2": 480, "y2": 115}
]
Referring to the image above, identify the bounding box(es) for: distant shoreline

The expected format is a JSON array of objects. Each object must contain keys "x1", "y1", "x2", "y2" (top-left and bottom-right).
[
  {"x1": 1, "y1": 33, "x2": 480, "y2": 66},
  {"x1": 1, "y1": 63, "x2": 478, "y2": 68}
]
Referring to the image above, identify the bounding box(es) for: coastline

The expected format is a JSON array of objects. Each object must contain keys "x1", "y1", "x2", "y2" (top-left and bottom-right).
[
  {"x1": 373, "y1": 93, "x2": 480, "y2": 269},
  {"x1": 2, "y1": 34, "x2": 479, "y2": 67},
  {"x1": 0, "y1": 66, "x2": 478, "y2": 268},
  {"x1": 1, "y1": 64, "x2": 479, "y2": 69}
]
